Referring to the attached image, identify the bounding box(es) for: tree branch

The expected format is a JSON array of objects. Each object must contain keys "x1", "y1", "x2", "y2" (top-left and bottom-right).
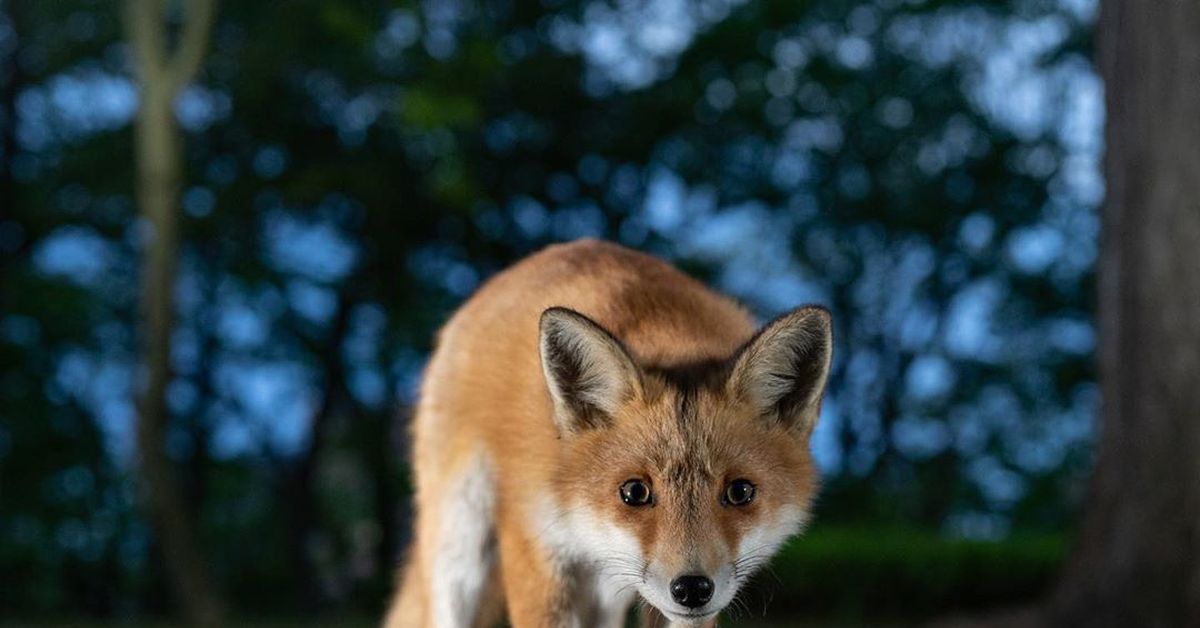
[
  {"x1": 169, "y1": 0, "x2": 217, "y2": 91},
  {"x1": 124, "y1": 0, "x2": 168, "y2": 87},
  {"x1": 125, "y1": 0, "x2": 218, "y2": 94}
]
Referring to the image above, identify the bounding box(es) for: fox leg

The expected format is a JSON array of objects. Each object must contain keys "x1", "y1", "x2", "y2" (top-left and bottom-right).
[
  {"x1": 497, "y1": 524, "x2": 571, "y2": 628},
  {"x1": 497, "y1": 529, "x2": 634, "y2": 628},
  {"x1": 387, "y1": 451, "x2": 498, "y2": 628},
  {"x1": 383, "y1": 557, "x2": 426, "y2": 628},
  {"x1": 431, "y1": 451, "x2": 498, "y2": 628}
]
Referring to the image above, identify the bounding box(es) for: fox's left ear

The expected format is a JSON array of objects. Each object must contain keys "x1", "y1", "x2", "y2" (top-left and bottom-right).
[
  {"x1": 539, "y1": 307, "x2": 642, "y2": 435},
  {"x1": 728, "y1": 306, "x2": 833, "y2": 436}
]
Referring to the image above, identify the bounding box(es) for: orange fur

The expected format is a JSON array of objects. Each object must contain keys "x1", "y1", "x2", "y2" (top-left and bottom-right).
[{"x1": 385, "y1": 239, "x2": 832, "y2": 628}]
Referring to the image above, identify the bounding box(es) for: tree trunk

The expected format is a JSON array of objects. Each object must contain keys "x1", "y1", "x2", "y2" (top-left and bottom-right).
[
  {"x1": 126, "y1": 1, "x2": 224, "y2": 625},
  {"x1": 1048, "y1": 0, "x2": 1200, "y2": 626},
  {"x1": 282, "y1": 292, "x2": 351, "y2": 612}
]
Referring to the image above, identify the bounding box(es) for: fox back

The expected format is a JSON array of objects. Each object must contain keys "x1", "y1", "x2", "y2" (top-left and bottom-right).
[{"x1": 386, "y1": 239, "x2": 832, "y2": 628}]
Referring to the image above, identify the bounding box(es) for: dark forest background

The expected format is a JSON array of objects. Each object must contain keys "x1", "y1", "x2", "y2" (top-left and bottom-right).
[{"x1": 0, "y1": 0, "x2": 1142, "y2": 624}]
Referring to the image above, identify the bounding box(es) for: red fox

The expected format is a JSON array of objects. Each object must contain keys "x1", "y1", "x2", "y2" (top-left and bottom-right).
[{"x1": 384, "y1": 239, "x2": 832, "y2": 627}]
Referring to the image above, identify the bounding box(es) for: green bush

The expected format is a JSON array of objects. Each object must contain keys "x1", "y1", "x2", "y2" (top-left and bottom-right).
[{"x1": 735, "y1": 526, "x2": 1067, "y2": 623}]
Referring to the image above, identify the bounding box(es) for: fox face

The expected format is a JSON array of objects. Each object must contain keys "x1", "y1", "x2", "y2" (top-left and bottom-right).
[{"x1": 538, "y1": 306, "x2": 832, "y2": 624}]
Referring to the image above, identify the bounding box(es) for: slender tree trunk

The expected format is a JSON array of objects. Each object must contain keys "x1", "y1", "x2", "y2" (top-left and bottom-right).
[
  {"x1": 1047, "y1": 0, "x2": 1200, "y2": 626},
  {"x1": 125, "y1": 1, "x2": 223, "y2": 625},
  {"x1": 282, "y1": 292, "x2": 352, "y2": 611}
]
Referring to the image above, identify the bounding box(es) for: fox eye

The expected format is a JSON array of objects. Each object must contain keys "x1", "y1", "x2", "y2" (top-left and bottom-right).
[
  {"x1": 620, "y1": 479, "x2": 653, "y2": 506},
  {"x1": 724, "y1": 479, "x2": 756, "y2": 506}
]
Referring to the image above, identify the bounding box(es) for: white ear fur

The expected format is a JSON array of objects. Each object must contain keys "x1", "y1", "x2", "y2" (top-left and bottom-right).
[
  {"x1": 539, "y1": 307, "x2": 641, "y2": 434},
  {"x1": 728, "y1": 306, "x2": 833, "y2": 435}
]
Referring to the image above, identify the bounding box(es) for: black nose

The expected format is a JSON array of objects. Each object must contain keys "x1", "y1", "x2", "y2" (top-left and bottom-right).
[{"x1": 670, "y1": 575, "x2": 714, "y2": 609}]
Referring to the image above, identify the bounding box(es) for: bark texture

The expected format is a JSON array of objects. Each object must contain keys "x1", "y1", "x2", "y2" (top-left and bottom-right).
[
  {"x1": 125, "y1": 1, "x2": 224, "y2": 625},
  {"x1": 1048, "y1": 0, "x2": 1200, "y2": 626}
]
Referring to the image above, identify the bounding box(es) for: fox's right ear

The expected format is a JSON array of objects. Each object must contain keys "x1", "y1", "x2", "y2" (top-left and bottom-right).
[{"x1": 539, "y1": 307, "x2": 642, "y2": 435}]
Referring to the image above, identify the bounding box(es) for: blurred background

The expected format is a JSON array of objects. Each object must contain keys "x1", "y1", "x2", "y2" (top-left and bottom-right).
[{"x1": 1, "y1": 0, "x2": 1107, "y2": 625}]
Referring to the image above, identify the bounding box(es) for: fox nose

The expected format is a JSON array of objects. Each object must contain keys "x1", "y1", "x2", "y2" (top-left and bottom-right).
[{"x1": 670, "y1": 575, "x2": 714, "y2": 609}]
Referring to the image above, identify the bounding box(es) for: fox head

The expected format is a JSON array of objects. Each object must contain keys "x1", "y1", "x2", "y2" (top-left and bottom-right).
[{"x1": 538, "y1": 305, "x2": 833, "y2": 624}]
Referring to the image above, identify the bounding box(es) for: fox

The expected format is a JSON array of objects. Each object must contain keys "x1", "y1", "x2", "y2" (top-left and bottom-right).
[{"x1": 384, "y1": 239, "x2": 833, "y2": 628}]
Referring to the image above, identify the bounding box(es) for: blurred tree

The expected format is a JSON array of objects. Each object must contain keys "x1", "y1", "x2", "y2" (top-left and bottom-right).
[
  {"x1": 1047, "y1": 0, "x2": 1200, "y2": 625},
  {"x1": 125, "y1": 0, "x2": 225, "y2": 624}
]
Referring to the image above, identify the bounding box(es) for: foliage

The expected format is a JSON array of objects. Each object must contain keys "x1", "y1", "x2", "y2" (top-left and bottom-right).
[{"x1": 757, "y1": 525, "x2": 1066, "y2": 620}]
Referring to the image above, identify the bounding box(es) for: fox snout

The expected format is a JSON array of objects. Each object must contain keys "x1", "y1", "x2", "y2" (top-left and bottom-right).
[
  {"x1": 669, "y1": 575, "x2": 714, "y2": 608},
  {"x1": 640, "y1": 550, "x2": 738, "y2": 623}
]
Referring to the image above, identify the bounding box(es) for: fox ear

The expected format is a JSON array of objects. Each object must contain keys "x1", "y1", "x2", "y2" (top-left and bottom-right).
[
  {"x1": 539, "y1": 307, "x2": 642, "y2": 435},
  {"x1": 728, "y1": 306, "x2": 833, "y2": 436}
]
